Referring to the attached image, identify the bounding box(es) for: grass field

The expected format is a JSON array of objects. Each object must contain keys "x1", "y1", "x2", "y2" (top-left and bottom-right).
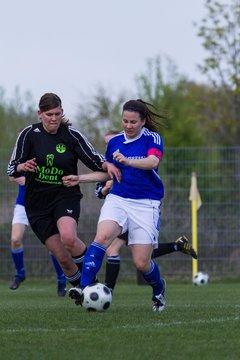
[{"x1": 0, "y1": 279, "x2": 239, "y2": 360}]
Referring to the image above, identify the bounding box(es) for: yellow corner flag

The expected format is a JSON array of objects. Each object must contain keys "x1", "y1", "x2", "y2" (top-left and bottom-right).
[
  {"x1": 189, "y1": 172, "x2": 201, "y2": 277},
  {"x1": 189, "y1": 172, "x2": 202, "y2": 210}
]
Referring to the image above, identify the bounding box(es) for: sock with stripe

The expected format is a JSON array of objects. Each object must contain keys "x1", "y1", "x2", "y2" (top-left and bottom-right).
[
  {"x1": 142, "y1": 260, "x2": 163, "y2": 296},
  {"x1": 104, "y1": 255, "x2": 120, "y2": 291},
  {"x1": 65, "y1": 270, "x2": 81, "y2": 287},
  {"x1": 80, "y1": 242, "x2": 106, "y2": 287},
  {"x1": 72, "y1": 247, "x2": 87, "y2": 273}
]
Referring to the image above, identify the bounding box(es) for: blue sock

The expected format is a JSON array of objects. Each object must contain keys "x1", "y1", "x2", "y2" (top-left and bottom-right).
[
  {"x1": 11, "y1": 247, "x2": 25, "y2": 279},
  {"x1": 142, "y1": 260, "x2": 163, "y2": 296},
  {"x1": 80, "y1": 242, "x2": 106, "y2": 287},
  {"x1": 50, "y1": 253, "x2": 66, "y2": 285}
]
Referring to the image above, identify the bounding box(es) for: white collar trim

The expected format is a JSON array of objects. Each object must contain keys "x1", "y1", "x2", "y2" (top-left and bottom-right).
[{"x1": 123, "y1": 127, "x2": 145, "y2": 144}]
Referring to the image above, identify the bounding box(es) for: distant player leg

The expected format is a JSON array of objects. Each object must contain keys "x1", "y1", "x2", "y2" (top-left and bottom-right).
[
  {"x1": 104, "y1": 236, "x2": 126, "y2": 291},
  {"x1": 9, "y1": 222, "x2": 26, "y2": 290},
  {"x1": 152, "y1": 242, "x2": 177, "y2": 257},
  {"x1": 152, "y1": 236, "x2": 197, "y2": 259},
  {"x1": 49, "y1": 252, "x2": 67, "y2": 297}
]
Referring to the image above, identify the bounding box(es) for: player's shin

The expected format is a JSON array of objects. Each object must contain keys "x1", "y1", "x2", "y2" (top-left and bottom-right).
[
  {"x1": 80, "y1": 242, "x2": 106, "y2": 287},
  {"x1": 142, "y1": 260, "x2": 163, "y2": 296},
  {"x1": 72, "y1": 247, "x2": 87, "y2": 272}
]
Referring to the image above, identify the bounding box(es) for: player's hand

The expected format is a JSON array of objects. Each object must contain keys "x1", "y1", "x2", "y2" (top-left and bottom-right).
[
  {"x1": 62, "y1": 175, "x2": 80, "y2": 187},
  {"x1": 113, "y1": 151, "x2": 129, "y2": 166},
  {"x1": 105, "y1": 179, "x2": 114, "y2": 189},
  {"x1": 17, "y1": 158, "x2": 37, "y2": 173},
  {"x1": 13, "y1": 176, "x2": 26, "y2": 185},
  {"x1": 103, "y1": 162, "x2": 121, "y2": 183}
]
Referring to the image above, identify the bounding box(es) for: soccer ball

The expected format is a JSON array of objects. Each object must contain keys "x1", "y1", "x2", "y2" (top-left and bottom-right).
[
  {"x1": 82, "y1": 283, "x2": 112, "y2": 312},
  {"x1": 192, "y1": 271, "x2": 209, "y2": 286}
]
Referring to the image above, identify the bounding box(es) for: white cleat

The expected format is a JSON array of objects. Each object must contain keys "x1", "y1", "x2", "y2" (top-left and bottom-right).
[
  {"x1": 69, "y1": 286, "x2": 83, "y2": 306},
  {"x1": 152, "y1": 279, "x2": 166, "y2": 312}
]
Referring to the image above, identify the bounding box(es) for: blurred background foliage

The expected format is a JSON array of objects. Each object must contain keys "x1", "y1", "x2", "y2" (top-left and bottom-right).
[{"x1": 1, "y1": 0, "x2": 239, "y2": 150}]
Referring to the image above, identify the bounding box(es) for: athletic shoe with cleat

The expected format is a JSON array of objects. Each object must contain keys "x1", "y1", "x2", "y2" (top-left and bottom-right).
[
  {"x1": 9, "y1": 275, "x2": 26, "y2": 290},
  {"x1": 69, "y1": 286, "x2": 84, "y2": 306},
  {"x1": 152, "y1": 279, "x2": 166, "y2": 312},
  {"x1": 57, "y1": 282, "x2": 67, "y2": 297},
  {"x1": 175, "y1": 235, "x2": 198, "y2": 259}
]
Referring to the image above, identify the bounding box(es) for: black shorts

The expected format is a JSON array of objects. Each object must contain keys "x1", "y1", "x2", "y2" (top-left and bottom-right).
[
  {"x1": 26, "y1": 196, "x2": 81, "y2": 244},
  {"x1": 119, "y1": 231, "x2": 128, "y2": 243}
]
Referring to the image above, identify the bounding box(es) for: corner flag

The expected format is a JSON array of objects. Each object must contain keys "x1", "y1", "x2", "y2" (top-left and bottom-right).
[
  {"x1": 189, "y1": 172, "x2": 202, "y2": 210},
  {"x1": 189, "y1": 172, "x2": 201, "y2": 277}
]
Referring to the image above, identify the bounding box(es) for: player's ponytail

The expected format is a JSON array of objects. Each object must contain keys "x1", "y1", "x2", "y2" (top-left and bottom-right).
[{"x1": 122, "y1": 99, "x2": 167, "y2": 132}]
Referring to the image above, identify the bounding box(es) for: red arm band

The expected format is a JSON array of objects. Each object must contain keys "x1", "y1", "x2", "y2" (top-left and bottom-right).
[{"x1": 147, "y1": 148, "x2": 163, "y2": 159}]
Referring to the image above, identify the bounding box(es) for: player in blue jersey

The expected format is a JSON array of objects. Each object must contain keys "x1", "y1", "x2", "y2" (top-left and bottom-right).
[
  {"x1": 64, "y1": 99, "x2": 170, "y2": 312},
  {"x1": 9, "y1": 176, "x2": 67, "y2": 296},
  {"x1": 96, "y1": 130, "x2": 197, "y2": 292}
]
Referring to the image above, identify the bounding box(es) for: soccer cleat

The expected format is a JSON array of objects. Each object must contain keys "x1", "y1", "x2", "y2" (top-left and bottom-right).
[
  {"x1": 152, "y1": 279, "x2": 166, "y2": 312},
  {"x1": 9, "y1": 275, "x2": 26, "y2": 290},
  {"x1": 175, "y1": 235, "x2": 198, "y2": 259},
  {"x1": 57, "y1": 282, "x2": 67, "y2": 297},
  {"x1": 69, "y1": 286, "x2": 84, "y2": 306}
]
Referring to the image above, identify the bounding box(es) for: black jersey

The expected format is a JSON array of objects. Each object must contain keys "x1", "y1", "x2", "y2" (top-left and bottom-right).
[{"x1": 7, "y1": 123, "x2": 105, "y2": 206}]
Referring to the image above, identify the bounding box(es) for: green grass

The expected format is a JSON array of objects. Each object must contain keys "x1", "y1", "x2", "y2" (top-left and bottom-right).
[{"x1": 0, "y1": 279, "x2": 239, "y2": 360}]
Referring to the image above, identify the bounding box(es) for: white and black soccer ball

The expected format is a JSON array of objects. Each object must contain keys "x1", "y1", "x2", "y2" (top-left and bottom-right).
[
  {"x1": 82, "y1": 283, "x2": 112, "y2": 312},
  {"x1": 192, "y1": 271, "x2": 209, "y2": 286}
]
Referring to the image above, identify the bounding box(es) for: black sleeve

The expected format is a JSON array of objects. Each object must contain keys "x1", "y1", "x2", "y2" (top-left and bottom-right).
[
  {"x1": 69, "y1": 127, "x2": 106, "y2": 171},
  {"x1": 7, "y1": 126, "x2": 33, "y2": 177}
]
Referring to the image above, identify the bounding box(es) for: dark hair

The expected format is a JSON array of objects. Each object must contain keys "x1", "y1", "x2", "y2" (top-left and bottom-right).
[
  {"x1": 39, "y1": 93, "x2": 62, "y2": 112},
  {"x1": 122, "y1": 99, "x2": 166, "y2": 132},
  {"x1": 38, "y1": 93, "x2": 71, "y2": 126}
]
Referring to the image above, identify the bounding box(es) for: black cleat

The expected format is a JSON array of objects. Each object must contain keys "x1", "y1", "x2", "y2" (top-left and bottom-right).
[
  {"x1": 57, "y1": 282, "x2": 67, "y2": 297},
  {"x1": 9, "y1": 275, "x2": 26, "y2": 290},
  {"x1": 175, "y1": 236, "x2": 198, "y2": 259}
]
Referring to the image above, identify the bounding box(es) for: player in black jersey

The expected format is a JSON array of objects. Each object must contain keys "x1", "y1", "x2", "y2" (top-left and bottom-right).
[{"x1": 7, "y1": 93, "x2": 120, "y2": 291}]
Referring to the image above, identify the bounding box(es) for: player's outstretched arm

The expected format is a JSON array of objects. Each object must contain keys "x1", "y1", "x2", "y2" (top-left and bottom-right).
[
  {"x1": 62, "y1": 171, "x2": 110, "y2": 187},
  {"x1": 102, "y1": 161, "x2": 121, "y2": 183}
]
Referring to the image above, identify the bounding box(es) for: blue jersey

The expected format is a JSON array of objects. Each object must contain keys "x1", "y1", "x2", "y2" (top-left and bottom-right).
[
  {"x1": 105, "y1": 128, "x2": 164, "y2": 200},
  {"x1": 16, "y1": 185, "x2": 25, "y2": 206}
]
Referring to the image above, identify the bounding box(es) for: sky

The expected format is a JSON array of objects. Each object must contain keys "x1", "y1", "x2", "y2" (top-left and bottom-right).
[{"x1": 0, "y1": 0, "x2": 208, "y2": 119}]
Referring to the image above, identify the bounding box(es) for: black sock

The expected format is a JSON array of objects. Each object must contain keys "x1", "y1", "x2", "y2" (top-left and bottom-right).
[
  {"x1": 72, "y1": 248, "x2": 87, "y2": 272},
  {"x1": 105, "y1": 256, "x2": 120, "y2": 291},
  {"x1": 65, "y1": 270, "x2": 81, "y2": 287},
  {"x1": 152, "y1": 243, "x2": 177, "y2": 258}
]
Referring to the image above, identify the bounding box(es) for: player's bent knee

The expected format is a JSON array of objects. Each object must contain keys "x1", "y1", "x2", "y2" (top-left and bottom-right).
[
  {"x1": 11, "y1": 239, "x2": 23, "y2": 248},
  {"x1": 134, "y1": 261, "x2": 149, "y2": 273}
]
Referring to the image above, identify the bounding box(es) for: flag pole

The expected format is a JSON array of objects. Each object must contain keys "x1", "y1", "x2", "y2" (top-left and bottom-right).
[{"x1": 189, "y1": 172, "x2": 201, "y2": 277}]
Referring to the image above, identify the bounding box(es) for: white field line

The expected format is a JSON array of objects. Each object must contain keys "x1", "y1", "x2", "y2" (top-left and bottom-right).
[{"x1": 0, "y1": 316, "x2": 239, "y2": 334}]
